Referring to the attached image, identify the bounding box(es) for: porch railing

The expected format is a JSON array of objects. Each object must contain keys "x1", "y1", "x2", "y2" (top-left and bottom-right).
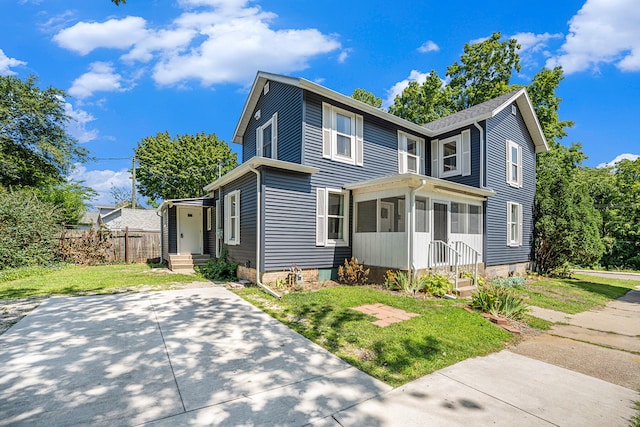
[{"x1": 427, "y1": 240, "x2": 480, "y2": 290}]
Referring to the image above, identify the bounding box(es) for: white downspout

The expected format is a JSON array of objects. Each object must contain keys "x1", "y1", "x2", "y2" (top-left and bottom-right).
[
  {"x1": 248, "y1": 166, "x2": 281, "y2": 298},
  {"x1": 409, "y1": 179, "x2": 429, "y2": 279},
  {"x1": 473, "y1": 122, "x2": 485, "y2": 188}
]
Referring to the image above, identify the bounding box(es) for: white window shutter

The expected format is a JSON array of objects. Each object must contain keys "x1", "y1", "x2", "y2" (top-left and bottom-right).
[
  {"x1": 419, "y1": 137, "x2": 426, "y2": 175},
  {"x1": 517, "y1": 145, "x2": 523, "y2": 187},
  {"x1": 236, "y1": 191, "x2": 240, "y2": 245},
  {"x1": 316, "y1": 188, "x2": 327, "y2": 246},
  {"x1": 355, "y1": 114, "x2": 364, "y2": 166},
  {"x1": 224, "y1": 194, "x2": 230, "y2": 244},
  {"x1": 506, "y1": 202, "x2": 511, "y2": 245},
  {"x1": 518, "y1": 203, "x2": 523, "y2": 246},
  {"x1": 461, "y1": 130, "x2": 471, "y2": 176},
  {"x1": 431, "y1": 139, "x2": 439, "y2": 178},
  {"x1": 322, "y1": 103, "x2": 332, "y2": 159},
  {"x1": 505, "y1": 140, "x2": 510, "y2": 183},
  {"x1": 256, "y1": 127, "x2": 262, "y2": 158},
  {"x1": 272, "y1": 112, "x2": 278, "y2": 160}
]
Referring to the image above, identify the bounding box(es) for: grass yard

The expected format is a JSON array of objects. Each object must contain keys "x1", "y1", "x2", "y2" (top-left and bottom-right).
[
  {"x1": 519, "y1": 273, "x2": 638, "y2": 314},
  {"x1": 236, "y1": 286, "x2": 513, "y2": 387},
  {"x1": 0, "y1": 264, "x2": 198, "y2": 300}
]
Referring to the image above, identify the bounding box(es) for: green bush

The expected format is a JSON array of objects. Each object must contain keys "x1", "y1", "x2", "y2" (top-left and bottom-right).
[
  {"x1": 0, "y1": 190, "x2": 61, "y2": 269},
  {"x1": 471, "y1": 284, "x2": 528, "y2": 319},
  {"x1": 491, "y1": 276, "x2": 526, "y2": 288},
  {"x1": 548, "y1": 262, "x2": 573, "y2": 278},
  {"x1": 461, "y1": 270, "x2": 486, "y2": 287},
  {"x1": 420, "y1": 273, "x2": 451, "y2": 297},
  {"x1": 338, "y1": 257, "x2": 369, "y2": 285},
  {"x1": 197, "y1": 247, "x2": 238, "y2": 281}
]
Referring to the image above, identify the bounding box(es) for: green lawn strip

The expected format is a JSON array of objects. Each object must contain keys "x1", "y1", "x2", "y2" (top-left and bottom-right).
[
  {"x1": 0, "y1": 264, "x2": 198, "y2": 299},
  {"x1": 236, "y1": 286, "x2": 512, "y2": 387},
  {"x1": 519, "y1": 273, "x2": 638, "y2": 314},
  {"x1": 521, "y1": 314, "x2": 553, "y2": 330}
]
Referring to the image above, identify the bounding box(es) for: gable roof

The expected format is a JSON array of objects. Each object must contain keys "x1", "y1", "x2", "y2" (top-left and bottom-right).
[
  {"x1": 423, "y1": 89, "x2": 549, "y2": 153},
  {"x1": 233, "y1": 71, "x2": 548, "y2": 153},
  {"x1": 99, "y1": 208, "x2": 160, "y2": 232}
]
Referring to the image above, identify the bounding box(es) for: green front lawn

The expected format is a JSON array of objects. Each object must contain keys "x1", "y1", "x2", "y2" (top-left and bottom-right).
[
  {"x1": 519, "y1": 273, "x2": 638, "y2": 314},
  {"x1": 236, "y1": 286, "x2": 512, "y2": 387},
  {"x1": 0, "y1": 264, "x2": 198, "y2": 299}
]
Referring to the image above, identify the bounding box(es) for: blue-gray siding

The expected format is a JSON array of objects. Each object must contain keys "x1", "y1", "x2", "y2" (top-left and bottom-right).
[
  {"x1": 243, "y1": 80, "x2": 304, "y2": 164},
  {"x1": 222, "y1": 173, "x2": 257, "y2": 268},
  {"x1": 484, "y1": 103, "x2": 536, "y2": 266}
]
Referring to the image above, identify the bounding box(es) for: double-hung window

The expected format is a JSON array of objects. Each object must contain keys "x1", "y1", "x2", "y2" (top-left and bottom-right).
[
  {"x1": 431, "y1": 129, "x2": 471, "y2": 178},
  {"x1": 256, "y1": 112, "x2": 277, "y2": 159},
  {"x1": 398, "y1": 131, "x2": 425, "y2": 174},
  {"x1": 316, "y1": 188, "x2": 349, "y2": 246},
  {"x1": 322, "y1": 103, "x2": 363, "y2": 166},
  {"x1": 224, "y1": 190, "x2": 240, "y2": 245},
  {"x1": 506, "y1": 140, "x2": 522, "y2": 187},
  {"x1": 506, "y1": 201, "x2": 523, "y2": 247}
]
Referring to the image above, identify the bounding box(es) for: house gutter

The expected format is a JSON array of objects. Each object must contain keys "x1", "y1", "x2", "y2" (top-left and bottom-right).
[
  {"x1": 248, "y1": 166, "x2": 281, "y2": 298},
  {"x1": 409, "y1": 179, "x2": 428, "y2": 279},
  {"x1": 473, "y1": 122, "x2": 485, "y2": 188}
]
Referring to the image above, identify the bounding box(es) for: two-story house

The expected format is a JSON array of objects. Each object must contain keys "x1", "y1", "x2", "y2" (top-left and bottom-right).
[{"x1": 159, "y1": 71, "x2": 548, "y2": 286}]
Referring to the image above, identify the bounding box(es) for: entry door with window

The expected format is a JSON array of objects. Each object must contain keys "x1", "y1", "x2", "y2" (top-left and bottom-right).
[
  {"x1": 178, "y1": 207, "x2": 202, "y2": 254},
  {"x1": 433, "y1": 202, "x2": 449, "y2": 263}
]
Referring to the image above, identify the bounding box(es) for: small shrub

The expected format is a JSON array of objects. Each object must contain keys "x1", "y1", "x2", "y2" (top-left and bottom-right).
[
  {"x1": 491, "y1": 276, "x2": 526, "y2": 288},
  {"x1": 399, "y1": 271, "x2": 424, "y2": 295},
  {"x1": 383, "y1": 270, "x2": 399, "y2": 290},
  {"x1": 461, "y1": 271, "x2": 486, "y2": 287},
  {"x1": 548, "y1": 263, "x2": 573, "y2": 278},
  {"x1": 471, "y1": 284, "x2": 528, "y2": 320},
  {"x1": 420, "y1": 273, "x2": 451, "y2": 297},
  {"x1": 197, "y1": 246, "x2": 238, "y2": 281},
  {"x1": 338, "y1": 257, "x2": 369, "y2": 285}
]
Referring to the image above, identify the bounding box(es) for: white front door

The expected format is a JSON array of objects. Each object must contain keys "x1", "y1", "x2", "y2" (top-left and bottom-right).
[{"x1": 178, "y1": 206, "x2": 202, "y2": 254}]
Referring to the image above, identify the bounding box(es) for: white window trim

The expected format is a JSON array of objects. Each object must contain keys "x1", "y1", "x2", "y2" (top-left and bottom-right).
[
  {"x1": 224, "y1": 190, "x2": 240, "y2": 246},
  {"x1": 439, "y1": 134, "x2": 462, "y2": 178},
  {"x1": 506, "y1": 139, "x2": 523, "y2": 188},
  {"x1": 398, "y1": 131, "x2": 425, "y2": 174},
  {"x1": 256, "y1": 112, "x2": 278, "y2": 159},
  {"x1": 206, "y1": 207, "x2": 212, "y2": 231},
  {"x1": 506, "y1": 201, "x2": 523, "y2": 247},
  {"x1": 316, "y1": 187, "x2": 349, "y2": 247},
  {"x1": 322, "y1": 102, "x2": 363, "y2": 166}
]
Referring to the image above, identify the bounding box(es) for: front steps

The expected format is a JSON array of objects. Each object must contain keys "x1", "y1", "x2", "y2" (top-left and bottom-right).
[
  {"x1": 169, "y1": 254, "x2": 211, "y2": 271},
  {"x1": 451, "y1": 277, "x2": 476, "y2": 298}
]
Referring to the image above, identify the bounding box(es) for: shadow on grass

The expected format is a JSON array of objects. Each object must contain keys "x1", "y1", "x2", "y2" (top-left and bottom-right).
[{"x1": 569, "y1": 278, "x2": 635, "y2": 301}]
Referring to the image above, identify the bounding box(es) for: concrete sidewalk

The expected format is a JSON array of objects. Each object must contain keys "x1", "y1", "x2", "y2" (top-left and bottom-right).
[{"x1": 0, "y1": 287, "x2": 638, "y2": 426}]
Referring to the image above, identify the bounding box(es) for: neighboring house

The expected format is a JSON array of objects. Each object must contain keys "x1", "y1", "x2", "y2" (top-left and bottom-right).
[
  {"x1": 97, "y1": 206, "x2": 160, "y2": 232},
  {"x1": 75, "y1": 212, "x2": 99, "y2": 230},
  {"x1": 159, "y1": 71, "x2": 548, "y2": 283}
]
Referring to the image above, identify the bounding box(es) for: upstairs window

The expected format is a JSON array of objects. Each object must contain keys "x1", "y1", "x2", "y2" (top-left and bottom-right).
[
  {"x1": 256, "y1": 112, "x2": 277, "y2": 159},
  {"x1": 431, "y1": 129, "x2": 471, "y2": 178},
  {"x1": 506, "y1": 140, "x2": 522, "y2": 187},
  {"x1": 322, "y1": 103, "x2": 363, "y2": 166},
  {"x1": 398, "y1": 131, "x2": 425, "y2": 174}
]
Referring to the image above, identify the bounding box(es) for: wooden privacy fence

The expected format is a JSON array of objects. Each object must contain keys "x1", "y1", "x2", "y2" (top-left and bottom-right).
[{"x1": 61, "y1": 228, "x2": 160, "y2": 264}]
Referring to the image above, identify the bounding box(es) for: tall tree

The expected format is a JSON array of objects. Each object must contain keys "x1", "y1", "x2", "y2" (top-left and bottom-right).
[
  {"x1": 351, "y1": 88, "x2": 382, "y2": 108},
  {"x1": 134, "y1": 131, "x2": 237, "y2": 202},
  {"x1": 0, "y1": 75, "x2": 89, "y2": 188},
  {"x1": 527, "y1": 67, "x2": 574, "y2": 147},
  {"x1": 388, "y1": 71, "x2": 453, "y2": 124},
  {"x1": 446, "y1": 32, "x2": 521, "y2": 110}
]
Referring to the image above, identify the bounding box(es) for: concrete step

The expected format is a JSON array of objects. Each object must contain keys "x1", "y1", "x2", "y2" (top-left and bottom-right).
[{"x1": 453, "y1": 285, "x2": 477, "y2": 298}]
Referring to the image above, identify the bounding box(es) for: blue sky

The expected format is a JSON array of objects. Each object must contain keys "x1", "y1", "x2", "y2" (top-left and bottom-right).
[{"x1": 2, "y1": 0, "x2": 638, "y2": 206}]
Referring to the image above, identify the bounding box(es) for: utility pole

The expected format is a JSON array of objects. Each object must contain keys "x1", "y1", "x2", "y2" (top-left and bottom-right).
[{"x1": 131, "y1": 156, "x2": 137, "y2": 209}]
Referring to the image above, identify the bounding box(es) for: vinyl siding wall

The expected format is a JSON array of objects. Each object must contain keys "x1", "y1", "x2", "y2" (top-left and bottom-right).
[
  {"x1": 484, "y1": 104, "x2": 536, "y2": 266},
  {"x1": 221, "y1": 173, "x2": 257, "y2": 268},
  {"x1": 243, "y1": 80, "x2": 303, "y2": 163}
]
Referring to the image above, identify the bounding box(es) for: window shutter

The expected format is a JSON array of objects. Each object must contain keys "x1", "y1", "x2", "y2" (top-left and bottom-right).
[
  {"x1": 256, "y1": 127, "x2": 262, "y2": 157},
  {"x1": 235, "y1": 191, "x2": 240, "y2": 245},
  {"x1": 355, "y1": 114, "x2": 364, "y2": 166},
  {"x1": 518, "y1": 203, "x2": 523, "y2": 246},
  {"x1": 322, "y1": 103, "x2": 332, "y2": 159},
  {"x1": 461, "y1": 130, "x2": 471, "y2": 176},
  {"x1": 506, "y1": 202, "x2": 511, "y2": 245},
  {"x1": 419, "y1": 137, "x2": 426, "y2": 175},
  {"x1": 517, "y1": 145, "x2": 523, "y2": 187},
  {"x1": 272, "y1": 112, "x2": 278, "y2": 160},
  {"x1": 505, "y1": 140, "x2": 510, "y2": 183},
  {"x1": 431, "y1": 139, "x2": 439, "y2": 178},
  {"x1": 224, "y1": 194, "x2": 230, "y2": 244},
  {"x1": 316, "y1": 188, "x2": 327, "y2": 246},
  {"x1": 398, "y1": 133, "x2": 406, "y2": 174}
]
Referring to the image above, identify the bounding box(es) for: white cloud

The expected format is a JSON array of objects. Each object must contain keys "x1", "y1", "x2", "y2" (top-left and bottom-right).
[
  {"x1": 69, "y1": 164, "x2": 131, "y2": 206},
  {"x1": 468, "y1": 36, "x2": 490, "y2": 45},
  {"x1": 0, "y1": 49, "x2": 26, "y2": 75},
  {"x1": 69, "y1": 62, "x2": 125, "y2": 99},
  {"x1": 64, "y1": 102, "x2": 98, "y2": 143},
  {"x1": 512, "y1": 32, "x2": 563, "y2": 54},
  {"x1": 597, "y1": 153, "x2": 639, "y2": 168},
  {"x1": 383, "y1": 70, "x2": 430, "y2": 108},
  {"x1": 547, "y1": 0, "x2": 640, "y2": 73},
  {"x1": 55, "y1": 2, "x2": 340, "y2": 88},
  {"x1": 53, "y1": 16, "x2": 147, "y2": 55},
  {"x1": 417, "y1": 40, "x2": 439, "y2": 53}
]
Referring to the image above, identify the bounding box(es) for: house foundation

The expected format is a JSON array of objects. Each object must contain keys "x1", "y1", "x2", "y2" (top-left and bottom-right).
[{"x1": 484, "y1": 262, "x2": 529, "y2": 279}]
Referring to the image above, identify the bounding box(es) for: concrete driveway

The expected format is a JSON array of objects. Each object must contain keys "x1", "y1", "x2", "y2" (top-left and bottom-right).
[{"x1": 0, "y1": 286, "x2": 638, "y2": 426}]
